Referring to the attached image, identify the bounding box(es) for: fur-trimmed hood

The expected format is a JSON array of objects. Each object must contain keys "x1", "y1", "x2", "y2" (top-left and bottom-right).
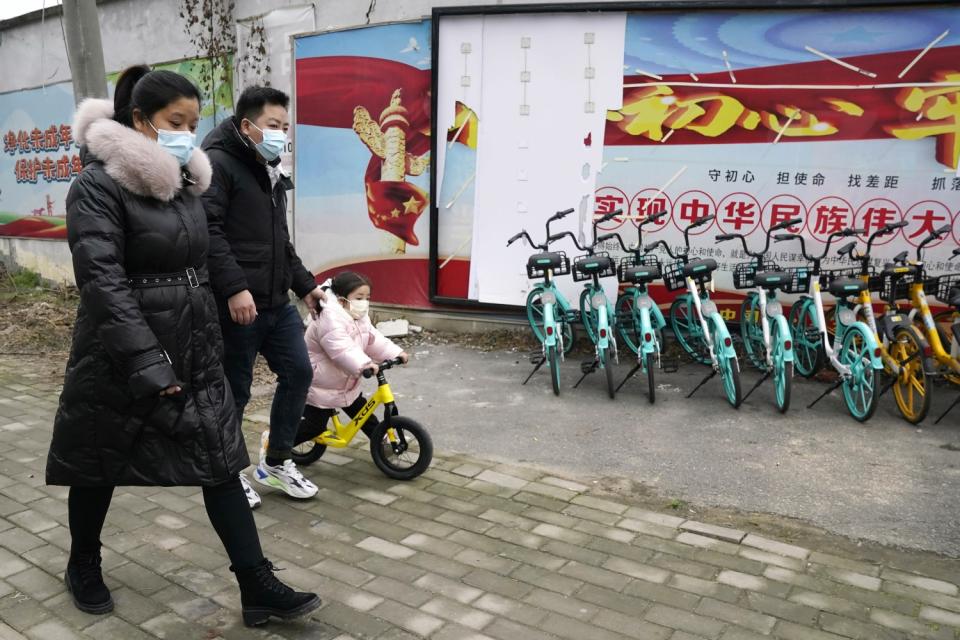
[{"x1": 73, "y1": 98, "x2": 212, "y2": 202}]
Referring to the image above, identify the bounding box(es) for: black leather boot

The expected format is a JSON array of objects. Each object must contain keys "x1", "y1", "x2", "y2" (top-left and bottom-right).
[
  {"x1": 231, "y1": 559, "x2": 321, "y2": 626},
  {"x1": 65, "y1": 551, "x2": 113, "y2": 614}
]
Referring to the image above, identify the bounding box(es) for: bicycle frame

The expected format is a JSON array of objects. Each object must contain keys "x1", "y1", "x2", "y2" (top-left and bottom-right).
[
  {"x1": 910, "y1": 283, "x2": 960, "y2": 377},
  {"x1": 534, "y1": 281, "x2": 573, "y2": 354},
  {"x1": 315, "y1": 367, "x2": 399, "y2": 449},
  {"x1": 752, "y1": 287, "x2": 794, "y2": 369},
  {"x1": 809, "y1": 279, "x2": 883, "y2": 377},
  {"x1": 684, "y1": 274, "x2": 738, "y2": 366}
]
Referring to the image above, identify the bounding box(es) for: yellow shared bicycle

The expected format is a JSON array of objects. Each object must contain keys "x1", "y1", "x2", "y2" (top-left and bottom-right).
[
  {"x1": 291, "y1": 358, "x2": 433, "y2": 480},
  {"x1": 837, "y1": 221, "x2": 934, "y2": 424}
]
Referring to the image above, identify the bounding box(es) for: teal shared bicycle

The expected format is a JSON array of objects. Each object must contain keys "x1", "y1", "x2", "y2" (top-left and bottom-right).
[
  {"x1": 598, "y1": 210, "x2": 670, "y2": 402},
  {"x1": 549, "y1": 209, "x2": 622, "y2": 399},
  {"x1": 647, "y1": 214, "x2": 742, "y2": 408},
  {"x1": 507, "y1": 208, "x2": 577, "y2": 395},
  {"x1": 716, "y1": 218, "x2": 802, "y2": 412},
  {"x1": 773, "y1": 228, "x2": 884, "y2": 421}
]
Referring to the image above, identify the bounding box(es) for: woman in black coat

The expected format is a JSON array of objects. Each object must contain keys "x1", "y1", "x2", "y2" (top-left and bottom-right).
[{"x1": 46, "y1": 65, "x2": 320, "y2": 627}]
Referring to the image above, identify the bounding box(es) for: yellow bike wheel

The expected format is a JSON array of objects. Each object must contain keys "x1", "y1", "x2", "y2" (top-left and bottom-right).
[
  {"x1": 931, "y1": 309, "x2": 960, "y2": 386},
  {"x1": 890, "y1": 326, "x2": 931, "y2": 424}
]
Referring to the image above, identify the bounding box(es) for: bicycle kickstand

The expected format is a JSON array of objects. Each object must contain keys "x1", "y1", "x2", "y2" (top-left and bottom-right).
[
  {"x1": 522, "y1": 355, "x2": 547, "y2": 386},
  {"x1": 615, "y1": 362, "x2": 642, "y2": 393},
  {"x1": 741, "y1": 370, "x2": 770, "y2": 404},
  {"x1": 807, "y1": 376, "x2": 845, "y2": 408},
  {"x1": 573, "y1": 359, "x2": 599, "y2": 389},
  {"x1": 686, "y1": 368, "x2": 717, "y2": 398},
  {"x1": 934, "y1": 392, "x2": 960, "y2": 425}
]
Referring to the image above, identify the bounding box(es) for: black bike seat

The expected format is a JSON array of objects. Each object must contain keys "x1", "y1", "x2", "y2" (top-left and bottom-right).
[
  {"x1": 829, "y1": 277, "x2": 867, "y2": 297},
  {"x1": 882, "y1": 263, "x2": 916, "y2": 278},
  {"x1": 575, "y1": 255, "x2": 615, "y2": 275},
  {"x1": 754, "y1": 270, "x2": 789, "y2": 289},
  {"x1": 623, "y1": 265, "x2": 661, "y2": 284},
  {"x1": 527, "y1": 252, "x2": 565, "y2": 271},
  {"x1": 682, "y1": 258, "x2": 718, "y2": 278}
]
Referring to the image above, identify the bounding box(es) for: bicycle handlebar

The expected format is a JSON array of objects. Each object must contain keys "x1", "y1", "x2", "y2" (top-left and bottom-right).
[
  {"x1": 645, "y1": 239, "x2": 681, "y2": 260},
  {"x1": 549, "y1": 231, "x2": 589, "y2": 253},
  {"x1": 362, "y1": 356, "x2": 405, "y2": 379},
  {"x1": 641, "y1": 210, "x2": 668, "y2": 226},
  {"x1": 595, "y1": 209, "x2": 622, "y2": 225},
  {"x1": 549, "y1": 207, "x2": 575, "y2": 222}
]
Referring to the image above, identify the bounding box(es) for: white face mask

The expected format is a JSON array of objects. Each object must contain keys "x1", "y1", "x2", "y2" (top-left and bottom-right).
[{"x1": 347, "y1": 298, "x2": 369, "y2": 319}]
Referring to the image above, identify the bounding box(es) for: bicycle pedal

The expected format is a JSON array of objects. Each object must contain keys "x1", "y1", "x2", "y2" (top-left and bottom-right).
[
  {"x1": 580, "y1": 360, "x2": 598, "y2": 375},
  {"x1": 528, "y1": 350, "x2": 543, "y2": 364}
]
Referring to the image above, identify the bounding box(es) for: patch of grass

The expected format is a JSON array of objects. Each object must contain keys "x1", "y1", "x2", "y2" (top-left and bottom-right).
[
  {"x1": 668, "y1": 498, "x2": 688, "y2": 511},
  {"x1": 9, "y1": 268, "x2": 42, "y2": 290}
]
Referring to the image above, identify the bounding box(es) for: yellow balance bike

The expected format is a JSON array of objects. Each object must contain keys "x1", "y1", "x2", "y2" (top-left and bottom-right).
[{"x1": 291, "y1": 358, "x2": 433, "y2": 480}]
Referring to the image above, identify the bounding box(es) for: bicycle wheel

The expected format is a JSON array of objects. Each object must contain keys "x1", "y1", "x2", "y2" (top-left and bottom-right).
[
  {"x1": 527, "y1": 290, "x2": 575, "y2": 355},
  {"x1": 369, "y1": 416, "x2": 433, "y2": 480},
  {"x1": 771, "y1": 321, "x2": 791, "y2": 413},
  {"x1": 615, "y1": 292, "x2": 641, "y2": 356},
  {"x1": 670, "y1": 295, "x2": 710, "y2": 364},
  {"x1": 646, "y1": 351, "x2": 656, "y2": 404},
  {"x1": 291, "y1": 439, "x2": 327, "y2": 466},
  {"x1": 788, "y1": 297, "x2": 825, "y2": 378},
  {"x1": 890, "y1": 326, "x2": 931, "y2": 424},
  {"x1": 604, "y1": 343, "x2": 616, "y2": 400},
  {"x1": 740, "y1": 292, "x2": 767, "y2": 371},
  {"x1": 580, "y1": 288, "x2": 598, "y2": 345},
  {"x1": 839, "y1": 326, "x2": 880, "y2": 422},
  {"x1": 711, "y1": 321, "x2": 742, "y2": 408},
  {"x1": 547, "y1": 344, "x2": 561, "y2": 396}
]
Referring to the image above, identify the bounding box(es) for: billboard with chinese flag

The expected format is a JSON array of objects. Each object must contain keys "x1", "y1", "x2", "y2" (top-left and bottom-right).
[
  {"x1": 433, "y1": 4, "x2": 960, "y2": 310},
  {"x1": 293, "y1": 21, "x2": 433, "y2": 307}
]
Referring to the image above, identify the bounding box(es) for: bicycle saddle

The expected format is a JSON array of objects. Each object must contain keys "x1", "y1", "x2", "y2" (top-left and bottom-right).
[
  {"x1": 622, "y1": 264, "x2": 661, "y2": 284},
  {"x1": 828, "y1": 277, "x2": 868, "y2": 297},
  {"x1": 527, "y1": 252, "x2": 565, "y2": 271},
  {"x1": 575, "y1": 255, "x2": 615, "y2": 275},
  {"x1": 682, "y1": 258, "x2": 718, "y2": 277},
  {"x1": 754, "y1": 270, "x2": 789, "y2": 289}
]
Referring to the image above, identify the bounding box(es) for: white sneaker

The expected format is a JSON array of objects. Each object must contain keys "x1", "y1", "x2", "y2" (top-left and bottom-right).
[
  {"x1": 239, "y1": 472, "x2": 261, "y2": 509},
  {"x1": 258, "y1": 430, "x2": 270, "y2": 466},
  {"x1": 254, "y1": 459, "x2": 318, "y2": 499}
]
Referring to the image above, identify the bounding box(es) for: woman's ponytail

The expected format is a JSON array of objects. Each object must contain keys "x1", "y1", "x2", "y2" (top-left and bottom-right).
[{"x1": 113, "y1": 64, "x2": 151, "y2": 128}]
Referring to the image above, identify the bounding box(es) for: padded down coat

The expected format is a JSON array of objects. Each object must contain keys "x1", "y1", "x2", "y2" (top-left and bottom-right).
[{"x1": 45, "y1": 99, "x2": 249, "y2": 487}]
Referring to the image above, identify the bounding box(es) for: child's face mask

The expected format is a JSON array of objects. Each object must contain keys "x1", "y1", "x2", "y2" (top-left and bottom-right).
[{"x1": 345, "y1": 297, "x2": 369, "y2": 319}]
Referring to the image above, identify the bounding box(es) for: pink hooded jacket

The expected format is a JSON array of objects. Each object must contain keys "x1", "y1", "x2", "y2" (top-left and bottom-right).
[{"x1": 305, "y1": 301, "x2": 403, "y2": 409}]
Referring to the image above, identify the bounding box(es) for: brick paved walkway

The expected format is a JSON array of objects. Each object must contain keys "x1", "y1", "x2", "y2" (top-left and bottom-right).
[{"x1": 0, "y1": 356, "x2": 959, "y2": 640}]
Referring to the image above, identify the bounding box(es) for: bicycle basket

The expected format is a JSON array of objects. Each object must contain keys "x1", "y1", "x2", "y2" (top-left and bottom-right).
[
  {"x1": 526, "y1": 251, "x2": 570, "y2": 279},
  {"x1": 935, "y1": 273, "x2": 960, "y2": 304},
  {"x1": 572, "y1": 252, "x2": 617, "y2": 282},
  {"x1": 879, "y1": 271, "x2": 921, "y2": 301},
  {"x1": 662, "y1": 260, "x2": 687, "y2": 292},
  {"x1": 617, "y1": 254, "x2": 661, "y2": 282},
  {"x1": 732, "y1": 261, "x2": 782, "y2": 290},
  {"x1": 780, "y1": 267, "x2": 813, "y2": 294}
]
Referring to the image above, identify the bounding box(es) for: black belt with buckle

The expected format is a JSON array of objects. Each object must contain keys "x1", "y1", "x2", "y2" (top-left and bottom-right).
[{"x1": 127, "y1": 267, "x2": 208, "y2": 289}]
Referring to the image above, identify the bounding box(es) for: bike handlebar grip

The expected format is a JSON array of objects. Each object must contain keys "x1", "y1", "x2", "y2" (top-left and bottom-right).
[
  {"x1": 506, "y1": 232, "x2": 523, "y2": 246},
  {"x1": 954, "y1": 247, "x2": 960, "y2": 256},
  {"x1": 715, "y1": 234, "x2": 735, "y2": 242},
  {"x1": 690, "y1": 214, "x2": 716, "y2": 228},
  {"x1": 836, "y1": 241, "x2": 856, "y2": 255},
  {"x1": 597, "y1": 209, "x2": 622, "y2": 223},
  {"x1": 558, "y1": 207, "x2": 574, "y2": 217},
  {"x1": 773, "y1": 233, "x2": 798, "y2": 242},
  {"x1": 770, "y1": 217, "x2": 803, "y2": 232},
  {"x1": 934, "y1": 223, "x2": 952, "y2": 236},
  {"x1": 643, "y1": 242, "x2": 659, "y2": 252},
  {"x1": 548, "y1": 233, "x2": 565, "y2": 243},
  {"x1": 362, "y1": 368, "x2": 374, "y2": 379},
  {"x1": 647, "y1": 210, "x2": 668, "y2": 221},
  {"x1": 596, "y1": 233, "x2": 616, "y2": 244},
  {"x1": 884, "y1": 221, "x2": 909, "y2": 232}
]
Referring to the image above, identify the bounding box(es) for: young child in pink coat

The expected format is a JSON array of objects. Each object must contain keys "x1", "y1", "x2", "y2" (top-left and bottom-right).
[{"x1": 293, "y1": 271, "x2": 409, "y2": 448}]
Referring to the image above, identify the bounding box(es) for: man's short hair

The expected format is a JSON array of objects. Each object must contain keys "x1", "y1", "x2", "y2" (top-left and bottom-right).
[{"x1": 235, "y1": 86, "x2": 290, "y2": 123}]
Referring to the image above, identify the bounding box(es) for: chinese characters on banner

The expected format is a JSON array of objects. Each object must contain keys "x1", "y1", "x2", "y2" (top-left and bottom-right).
[{"x1": 4, "y1": 124, "x2": 80, "y2": 185}]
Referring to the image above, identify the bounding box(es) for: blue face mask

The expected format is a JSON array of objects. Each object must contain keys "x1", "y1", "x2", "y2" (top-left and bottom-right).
[
  {"x1": 149, "y1": 121, "x2": 195, "y2": 167},
  {"x1": 248, "y1": 121, "x2": 287, "y2": 162}
]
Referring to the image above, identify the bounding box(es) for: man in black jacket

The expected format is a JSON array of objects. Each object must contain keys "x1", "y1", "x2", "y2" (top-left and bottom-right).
[{"x1": 202, "y1": 87, "x2": 324, "y2": 507}]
